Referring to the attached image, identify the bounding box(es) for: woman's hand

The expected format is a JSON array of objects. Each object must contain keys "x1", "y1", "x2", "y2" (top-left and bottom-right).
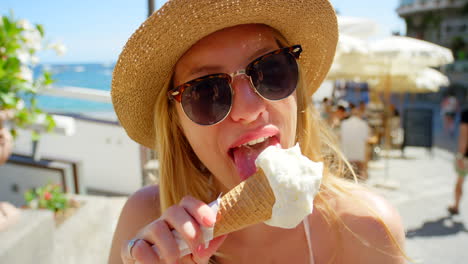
[{"x1": 121, "y1": 195, "x2": 226, "y2": 264}]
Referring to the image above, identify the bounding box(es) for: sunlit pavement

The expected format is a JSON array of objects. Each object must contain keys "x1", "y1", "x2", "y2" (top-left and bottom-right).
[{"x1": 366, "y1": 147, "x2": 468, "y2": 264}]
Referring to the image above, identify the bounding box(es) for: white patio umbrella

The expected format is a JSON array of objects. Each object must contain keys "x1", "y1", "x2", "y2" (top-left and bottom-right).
[
  {"x1": 370, "y1": 67, "x2": 449, "y2": 93},
  {"x1": 330, "y1": 35, "x2": 454, "y2": 91},
  {"x1": 370, "y1": 36, "x2": 454, "y2": 67},
  {"x1": 338, "y1": 16, "x2": 380, "y2": 39},
  {"x1": 415, "y1": 68, "x2": 450, "y2": 91},
  {"x1": 327, "y1": 55, "x2": 418, "y2": 82},
  {"x1": 336, "y1": 34, "x2": 369, "y2": 57}
]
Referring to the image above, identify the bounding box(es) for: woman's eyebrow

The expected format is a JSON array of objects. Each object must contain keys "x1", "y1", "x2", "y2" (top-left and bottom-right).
[
  {"x1": 188, "y1": 45, "x2": 278, "y2": 76},
  {"x1": 189, "y1": 65, "x2": 223, "y2": 76},
  {"x1": 247, "y1": 46, "x2": 277, "y2": 61}
]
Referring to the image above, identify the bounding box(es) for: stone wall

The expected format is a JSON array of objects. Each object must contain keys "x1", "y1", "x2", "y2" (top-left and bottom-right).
[{"x1": 0, "y1": 195, "x2": 126, "y2": 263}]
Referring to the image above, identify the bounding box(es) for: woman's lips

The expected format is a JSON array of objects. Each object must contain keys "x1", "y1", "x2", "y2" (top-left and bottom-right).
[
  {"x1": 230, "y1": 136, "x2": 281, "y2": 181},
  {"x1": 228, "y1": 126, "x2": 280, "y2": 150}
]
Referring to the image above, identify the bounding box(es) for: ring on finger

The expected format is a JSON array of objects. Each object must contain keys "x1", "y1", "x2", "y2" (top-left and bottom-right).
[{"x1": 127, "y1": 238, "x2": 140, "y2": 259}]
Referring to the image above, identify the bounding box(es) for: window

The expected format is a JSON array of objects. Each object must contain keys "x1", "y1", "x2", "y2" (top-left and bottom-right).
[{"x1": 461, "y1": 24, "x2": 467, "y2": 32}]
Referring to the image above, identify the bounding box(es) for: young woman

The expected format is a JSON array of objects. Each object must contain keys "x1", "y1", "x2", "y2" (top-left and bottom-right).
[
  {"x1": 449, "y1": 107, "x2": 468, "y2": 215},
  {"x1": 109, "y1": 1, "x2": 406, "y2": 263}
]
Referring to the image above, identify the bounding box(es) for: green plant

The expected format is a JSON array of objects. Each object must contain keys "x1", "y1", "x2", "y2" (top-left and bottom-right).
[
  {"x1": 0, "y1": 12, "x2": 65, "y2": 139},
  {"x1": 24, "y1": 183, "x2": 70, "y2": 212}
]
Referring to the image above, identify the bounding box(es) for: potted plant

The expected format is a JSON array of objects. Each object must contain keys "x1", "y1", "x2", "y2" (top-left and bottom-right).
[
  {"x1": 24, "y1": 183, "x2": 81, "y2": 226},
  {"x1": 0, "y1": 12, "x2": 66, "y2": 142}
]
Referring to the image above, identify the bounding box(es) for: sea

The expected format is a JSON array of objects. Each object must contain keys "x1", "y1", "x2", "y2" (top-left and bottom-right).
[{"x1": 34, "y1": 63, "x2": 115, "y2": 115}]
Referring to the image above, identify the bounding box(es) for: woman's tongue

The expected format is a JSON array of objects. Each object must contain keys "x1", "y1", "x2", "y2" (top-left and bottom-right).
[{"x1": 232, "y1": 136, "x2": 280, "y2": 181}]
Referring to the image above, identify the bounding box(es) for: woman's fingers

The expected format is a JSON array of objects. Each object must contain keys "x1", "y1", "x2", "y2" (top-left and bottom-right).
[
  {"x1": 191, "y1": 235, "x2": 228, "y2": 264},
  {"x1": 179, "y1": 196, "x2": 216, "y2": 228},
  {"x1": 125, "y1": 196, "x2": 221, "y2": 263},
  {"x1": 143, "y1": 219, "x2": 181, "y2": 263},
  {"x1": 121, "y1": 239, "x2": 159, "y2": 264},
  {"x1": 163, "y1": 204, "x2": 205, "y2": 254}
]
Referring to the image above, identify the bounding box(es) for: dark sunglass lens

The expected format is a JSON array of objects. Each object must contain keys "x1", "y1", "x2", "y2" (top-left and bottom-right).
[
  {"x1": 181, "y1": 77, "x2": 232, "y2": 125},
  {"x1": 250, "y1": 52, "x2": 299, "y2": 100}
]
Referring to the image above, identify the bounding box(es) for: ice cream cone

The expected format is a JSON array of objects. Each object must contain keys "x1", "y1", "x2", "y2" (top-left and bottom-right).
[{"x1": 213, "y1": 169, "x2": 275, "y2": 237}]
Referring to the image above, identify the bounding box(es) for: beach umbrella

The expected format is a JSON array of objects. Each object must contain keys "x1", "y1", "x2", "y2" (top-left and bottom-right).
[
  {"x1": 370, "y1": 68, "x2": 449, "y2": 93},
  {"x1": 327, "y1": 55, "x2": 418, "y2": 82},
  {"x1": 336, "y1": 34, "x2": 369, "y2": 57},
  {"x1": 370, "y1": 36, "x2": 454, "y2": 67},
  {"x1": 338, "y1": 16, "x2": 380, "y2": 39}
]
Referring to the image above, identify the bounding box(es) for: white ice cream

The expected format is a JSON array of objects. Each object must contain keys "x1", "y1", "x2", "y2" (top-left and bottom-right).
[{"x1": 255, "y1": 144, "x2": 323, "y2": 228}]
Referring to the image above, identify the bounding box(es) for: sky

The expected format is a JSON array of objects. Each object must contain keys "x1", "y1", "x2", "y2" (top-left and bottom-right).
[{"x1": 3, "y1": 0, "x2": 406, "y2": 63}]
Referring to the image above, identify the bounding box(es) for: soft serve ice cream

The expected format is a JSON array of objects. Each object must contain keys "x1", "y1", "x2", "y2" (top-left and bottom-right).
[
  {"x1": 175, "y1": 143, "x2": 323, "y2": 257},
  {"x1": 255, "y1": 144, "x2": 323, "y2": 228}
]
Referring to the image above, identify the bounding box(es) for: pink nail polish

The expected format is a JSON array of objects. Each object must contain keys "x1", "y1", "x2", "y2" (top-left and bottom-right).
[{"x1": 202, "y1": 216, "x2": 215, "y2": 227}]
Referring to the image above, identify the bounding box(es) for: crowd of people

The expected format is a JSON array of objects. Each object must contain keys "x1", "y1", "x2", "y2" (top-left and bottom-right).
[{"x1": 318, "y1": 97, "x2": 401, "y2": 181}]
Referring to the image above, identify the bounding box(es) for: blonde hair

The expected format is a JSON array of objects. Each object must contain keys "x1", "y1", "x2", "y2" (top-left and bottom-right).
[{"x1": 152, "y1": 28, "x2": 407, "y2": 263}]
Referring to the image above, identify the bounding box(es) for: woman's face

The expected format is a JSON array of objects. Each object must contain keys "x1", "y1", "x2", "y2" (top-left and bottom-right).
[{"x1": 173, "y1": 24, "x2": 298, "y2": 192}]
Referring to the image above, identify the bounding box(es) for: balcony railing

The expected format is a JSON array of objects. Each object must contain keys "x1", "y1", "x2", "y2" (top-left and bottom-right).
[
  {"x1": 398, "y1": 0, "x2": 467, "y2": 16},
  {"x1": 443, "y1": 59, "x2": 468, "y2": 73}
]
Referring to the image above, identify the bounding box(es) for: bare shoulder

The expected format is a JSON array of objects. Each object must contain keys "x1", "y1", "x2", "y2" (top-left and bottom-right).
[
  {"x1": 334, "y1": 186, "x2": 406, "y2": 264},
  {"x1": 108, "y1": 185, "x2": 161, "y2": 264}
]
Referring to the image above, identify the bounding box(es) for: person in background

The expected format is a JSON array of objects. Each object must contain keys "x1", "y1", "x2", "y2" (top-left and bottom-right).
[
  {"x1": 0, "y1": 110, "x2": 18, "y2": 232},
  {"x1": 330, "y1": 105, "x2": 347, "y2": 132},
  {"x1": 319, "y1": 97, "x2": 332, "y2": 124},
  {"x1": 385, "y1": 104, "x2": 403, "y2": 149},
  {"x1": 358, "y1": 100, "x2": 367, "y2": 120},
  {"x1": 448, "y1": 107, "x2": 468, "y2": 215},
  {"x1": 0, "y1": 110, "x2": 14, "y2": 166},
  {"x1": 340, "y1": 103, "x2": 370, "y2": 181},
  {"x1": 441, "y1": 94, "x2": 459, "y2": 137}
]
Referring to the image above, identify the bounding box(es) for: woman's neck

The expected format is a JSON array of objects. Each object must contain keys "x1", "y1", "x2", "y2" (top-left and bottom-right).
[{"x1": 215, "y1": 221, "x2": 311, "y2": 264}]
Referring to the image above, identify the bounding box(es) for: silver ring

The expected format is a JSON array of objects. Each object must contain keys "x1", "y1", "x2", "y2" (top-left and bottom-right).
[{"x1": 127, "y1": 238, "x2": 140, "y2": 259}]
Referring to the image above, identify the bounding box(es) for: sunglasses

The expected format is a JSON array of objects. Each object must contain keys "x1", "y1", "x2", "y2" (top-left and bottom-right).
[{"x1": 168, "y1": 45, "x2": 302, "y2": 126}]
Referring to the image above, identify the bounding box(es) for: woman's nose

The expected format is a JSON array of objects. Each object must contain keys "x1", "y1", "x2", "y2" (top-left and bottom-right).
[{"x1": 228, "y1": 74, "x2": 267, "y2": 124}]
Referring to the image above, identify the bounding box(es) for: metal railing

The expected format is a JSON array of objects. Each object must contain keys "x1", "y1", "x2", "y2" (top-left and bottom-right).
[
  {"x1": 42, "y1": 85, "x2": 111, "y2": 104},
  {"x1": 398, "y1": 0, "x2": 467, "y2": 16}
]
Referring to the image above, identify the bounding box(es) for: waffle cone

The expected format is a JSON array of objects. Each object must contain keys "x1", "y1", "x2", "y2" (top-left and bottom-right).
[{"x1": 213, "y1": 169, "x2": 275, "y2": 237}]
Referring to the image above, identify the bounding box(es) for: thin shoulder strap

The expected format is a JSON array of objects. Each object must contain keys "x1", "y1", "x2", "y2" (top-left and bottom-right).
[{"x1": 303, "y1": 217, "x2": 315, "y2": 264}]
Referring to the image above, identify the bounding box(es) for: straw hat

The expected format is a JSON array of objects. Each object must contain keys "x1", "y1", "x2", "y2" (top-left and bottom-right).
[{"x1": 112, "y1": 0, "x2": 338, "y2": 149}]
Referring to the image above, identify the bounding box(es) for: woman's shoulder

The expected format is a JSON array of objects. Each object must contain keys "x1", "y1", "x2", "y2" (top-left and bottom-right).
[
  {"x1": 122, "y1": 184, "x2": 162, "y2": 221},
  {"x1": 108, "y1": 185, "x2": 161, "y2": 263},
  {"x1": 332, "y1": 186, "x2": 406, "y2": 263}
]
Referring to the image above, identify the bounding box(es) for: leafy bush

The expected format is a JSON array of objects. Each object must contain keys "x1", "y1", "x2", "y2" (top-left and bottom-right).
[
  {"x1": 24, "y1": 183, "x2": 70, "y2": 212},
  {"x1": 0, "y1": 12, "x2": 65, "y2": 138}
]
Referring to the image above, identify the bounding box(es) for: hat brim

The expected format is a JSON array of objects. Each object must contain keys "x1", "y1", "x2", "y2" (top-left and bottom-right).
[{"x1": 112, "y1": 0, "x2": 338, "y2": 149}]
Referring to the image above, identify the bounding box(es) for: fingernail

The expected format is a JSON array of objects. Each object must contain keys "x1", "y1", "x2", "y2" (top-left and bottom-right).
[
  {"x1": 202, "y1": 215, "x2": 215, "y2": 227},
  {"x1": 182, "y1": 222, "x2": 196, "y2": 239}
]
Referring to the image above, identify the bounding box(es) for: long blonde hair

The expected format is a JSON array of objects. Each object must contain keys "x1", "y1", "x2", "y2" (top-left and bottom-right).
[{"x1": 152, "y1": 29, "x2": 407, "y2": 262}]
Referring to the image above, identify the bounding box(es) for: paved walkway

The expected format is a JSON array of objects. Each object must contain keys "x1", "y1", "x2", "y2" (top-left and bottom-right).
[{"x1": 365, "y1": 147, "x2": 467, "y2": 264}]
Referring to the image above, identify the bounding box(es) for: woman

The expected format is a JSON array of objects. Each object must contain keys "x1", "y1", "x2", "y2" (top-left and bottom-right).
[
  {"x1": 109, "y1": 0, "x2": 406, "y2": 263},
  {"x1": 448, "y1": 107, "x2": 468, "y2": 215}
]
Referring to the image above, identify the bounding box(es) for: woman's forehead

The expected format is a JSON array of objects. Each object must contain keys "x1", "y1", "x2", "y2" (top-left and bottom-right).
[{"x1": 174, "y1": 24, "x2": 280, "y2": 80}]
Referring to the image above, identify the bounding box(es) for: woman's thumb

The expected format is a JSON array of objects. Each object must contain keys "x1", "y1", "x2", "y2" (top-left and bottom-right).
[{"x1": 193, "y1": 235, "x2": 228, "y2": 263}]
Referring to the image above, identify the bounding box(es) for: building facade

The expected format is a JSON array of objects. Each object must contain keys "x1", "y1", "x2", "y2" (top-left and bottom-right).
[{"x1": 398, "y1": 0, "x2": 468, "y2": 89}]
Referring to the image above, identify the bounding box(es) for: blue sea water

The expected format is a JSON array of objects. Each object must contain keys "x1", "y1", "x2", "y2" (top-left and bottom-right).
[{"x1": 34, "y1": 63, "x2": 115, "y2": 113}]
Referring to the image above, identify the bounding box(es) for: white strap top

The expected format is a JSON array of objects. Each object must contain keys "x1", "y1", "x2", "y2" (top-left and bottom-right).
[{"x1": 303, "y1": 217, "x2": 315, "y2": 264}]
